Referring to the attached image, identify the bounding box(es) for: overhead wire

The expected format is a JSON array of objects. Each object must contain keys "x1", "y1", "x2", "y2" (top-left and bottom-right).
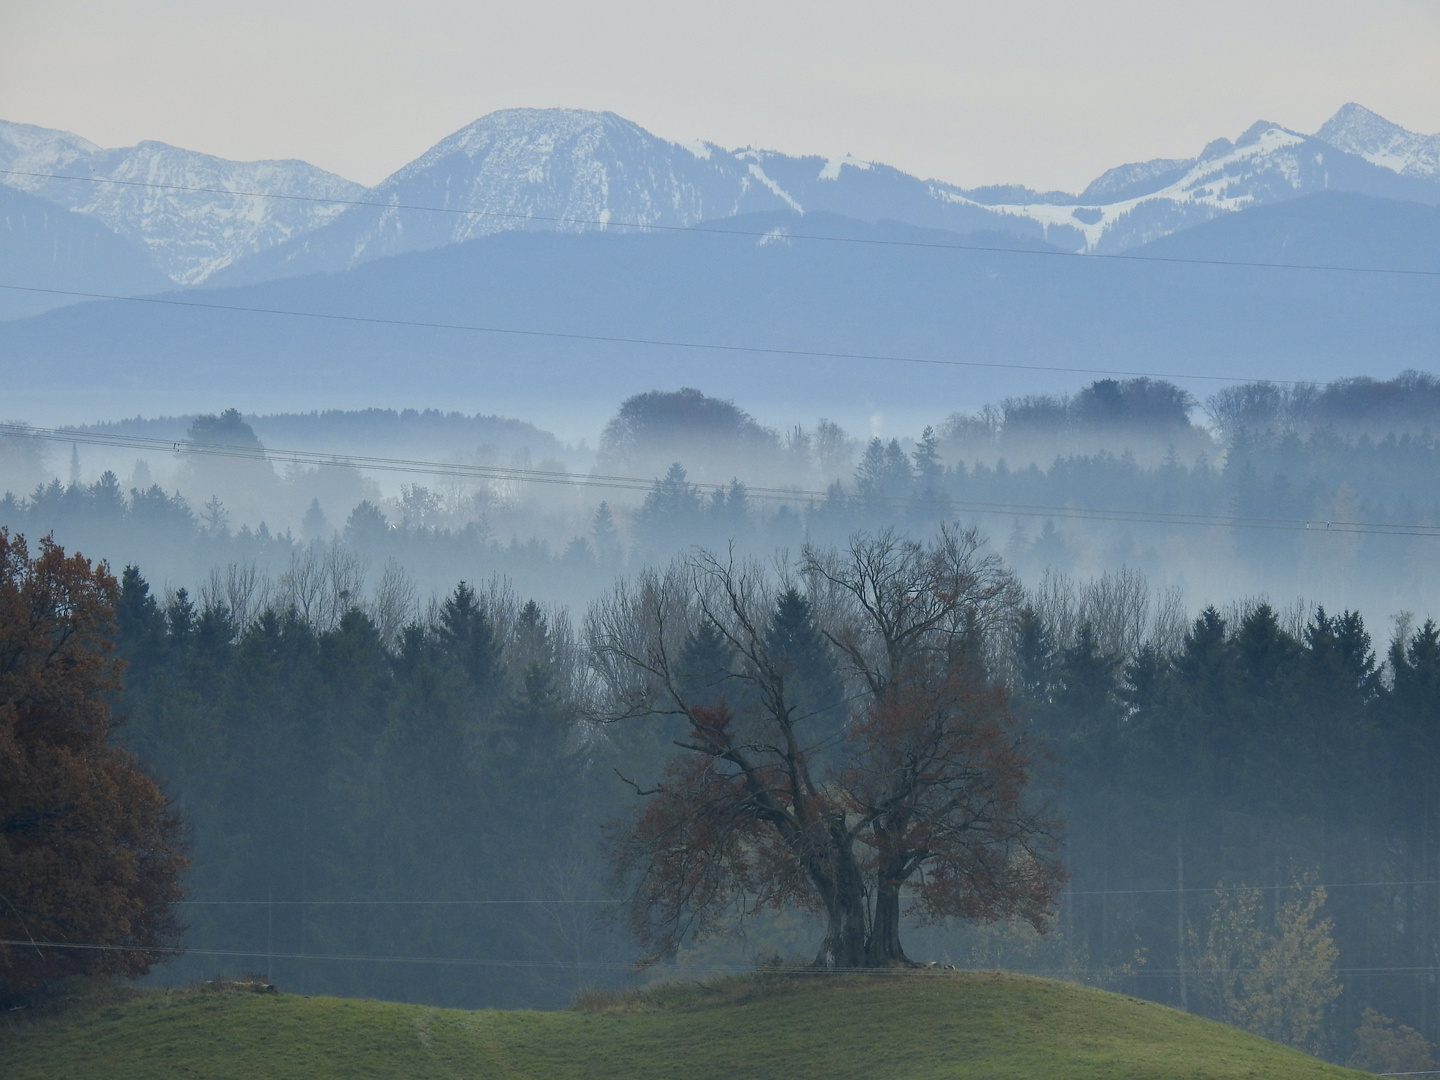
[
  {"x1": 165, "y1": 878, "x2": 1440, "y2": 905},
  {"x1": 0, "y1": 281, "x2": 1309, "y2": 388},
  {"x1": 8, "y1": 938, "x2": 1440, "y2": 980},
  {"x1": 0, "y1": 168, "x2": 1435, "y2": 394},
  {"x1": 0, "y1": 938, "x2": 623, "y2": 970},
  {"x1": 0, "y1": 170, "x2": 1432, "y2": 420},
  {"x1": 4, "y1": 422, "x2": 1437, "y2": 539},
  {"x1": 14, "y1": 873, "x2": 1437, "y2": 974},
  {"x1": 175, "y1": 899, "x2": 615, "y2": 906},
  {"x1": 1067, "y1": 879, "x2": 1440, "y2": 896},
  {"x1": 4, "y1": 166, "x2": 1440, "y2": 279}
]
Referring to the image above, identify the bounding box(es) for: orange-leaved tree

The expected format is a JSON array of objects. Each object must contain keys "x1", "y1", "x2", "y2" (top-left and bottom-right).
[{"x1": 0, "y1": 531, "x2": 187, "y2": 999}]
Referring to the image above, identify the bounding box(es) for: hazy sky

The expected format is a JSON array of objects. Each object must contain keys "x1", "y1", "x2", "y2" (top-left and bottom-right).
[{"x1": 2, "y1": 0, "x2": 1438, "y2": 192}]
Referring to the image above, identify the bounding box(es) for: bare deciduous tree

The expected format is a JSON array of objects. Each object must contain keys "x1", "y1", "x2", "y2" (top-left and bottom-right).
[
  {"x1": 201, "y1": 561, "x2": 271, "y2": 633},
  {"x1": 278, "y1": 542, "x2": 367, "y2": 631},
  {"x1": 588, "y1": 528, "x2": 1061, "y2": 969},
  {"x1": 368, "y1": 558, "x2": 417, "y2": 647},
  {"x1": 1028, "y1": 567, "x2": 1189, "y2": 664}
]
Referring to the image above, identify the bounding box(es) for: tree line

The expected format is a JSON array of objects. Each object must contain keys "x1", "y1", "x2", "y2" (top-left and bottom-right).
[
  {"x1": 9, "y1": 376, "x2": 1440, "y2": 626},
  {"x1": 1001, "y1": 578, "x2": 1440, "y2": 1066},
  {"x1": 7, "y1": 420, "x2": 1438, "y2": 630},
  {"x1": 106, "y1": 565, "x2": 627, "y2": 1009}
]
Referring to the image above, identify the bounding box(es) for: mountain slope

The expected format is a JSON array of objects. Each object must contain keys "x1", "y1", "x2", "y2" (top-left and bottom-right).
[
  {"x1": 1318, "y1": 103, "x2": 1440, "y2": 181},
  {"x1": 210, "y1": 107, "x2": 1440, "y2": 286},
  {"x1": 0, "y1": 120, "x2": 365, "y2": 284},
  {"x1": 0, "y1": 182, "x2": 171, "y2": 320},
  {"x1": 6, "y1": 105, "x2": 1438, "y2": 293},
  {"x1": 976, "y1": 121, "x2": 1440, "y2": 254},
  {"x1": 2, "y1": 200, "x2": 1435, "y2": 430},
  {"x1": 207, "y1": 109, "x2": 1026, "y2": 286},
  {"x1": 1, "y1": 973, "x2": 1368, "y2": 1080},
  {"x1": 1134, "y1": 189, "x2": 1440, "y2": 272}
]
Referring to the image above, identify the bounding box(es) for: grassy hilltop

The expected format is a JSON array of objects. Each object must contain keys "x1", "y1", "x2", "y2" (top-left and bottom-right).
[{"x1": 2, "y1": 970, "x2": 1373, "y2": 1080}]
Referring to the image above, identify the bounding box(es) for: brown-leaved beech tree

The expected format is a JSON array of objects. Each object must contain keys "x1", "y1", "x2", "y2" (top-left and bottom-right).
[
  {"x1": 587, "y1": 526, "x2": 1064, "y2": 968},
  {"x1": 0, "y1": 532, "x2": 187, "y2": 998}
]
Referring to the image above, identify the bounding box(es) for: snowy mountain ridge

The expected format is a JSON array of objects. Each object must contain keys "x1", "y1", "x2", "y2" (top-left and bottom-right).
[
  {"x1": 2, "y1": 105, "x2": 1437, "y2": 289},
  {"x1": 0, "y1": 120, "x2": 365, "y2": 284},
  {"x1": 1318, "y1": 103, "x2": 1440, "y2": 181},
  {"x1": 203, "y1": 104, "x2": 1440, "y2": 284},
  {"x1": 205, "y1": 109, "x2": 1020, "y2": 286},
  {"x1": 948, "y1": 123, "x2": 1321, "y2": 253}
]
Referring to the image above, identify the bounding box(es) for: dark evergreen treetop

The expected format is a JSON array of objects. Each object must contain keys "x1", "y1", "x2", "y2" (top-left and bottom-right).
[{"x1": 185, "y1": 408, "x2": 264, "y2": 449}]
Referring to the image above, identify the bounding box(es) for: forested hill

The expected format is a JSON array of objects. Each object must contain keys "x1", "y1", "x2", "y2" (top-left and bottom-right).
[
  {"x1": 4, "y1": 196, "x2": 1439, "y2": 427},
  {"x1": 72, "y1": 408, "x2": 571, "y2": 463}
]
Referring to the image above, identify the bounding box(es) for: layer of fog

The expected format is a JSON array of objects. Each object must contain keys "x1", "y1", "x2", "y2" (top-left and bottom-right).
[{"x1": 3, "y1": 371, "x2": 1439, "y2": 635}]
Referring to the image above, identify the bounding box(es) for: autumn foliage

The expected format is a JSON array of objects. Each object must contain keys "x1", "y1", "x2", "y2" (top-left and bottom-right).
[
  {"x1": 0, "y1": 531, "x2": 187, "y2": 998},
  {"x1": 847, "y1": 666, "x2": 1060, "y2": 959},
  {"x1": 596, "y1": 527, "x2": 1064, "y2": 968}
]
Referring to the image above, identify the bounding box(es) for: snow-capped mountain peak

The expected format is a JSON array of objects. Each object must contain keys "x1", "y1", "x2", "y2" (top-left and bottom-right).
[
  {"x1": 365, "y1": 109, "x2": 789, "y2": 242},
  {"x1": 203, "y1": 106, "x2": 1440, "y2": 285},
  {"x1": 1317, "y1": 103, "x2": 1440, "y2": 181},
  {"x1": 0, "y1": 119, "x2": 101, "y2": 177},
  {"x1": 7, "y1": 104, "x2": 1438, "y2": 293},
  {"x1": 0, "y1": 121, "x2": 365, "y2": 283},
  {"x1": 207, "y1": 110, "x2": 811, "y2": 283}
]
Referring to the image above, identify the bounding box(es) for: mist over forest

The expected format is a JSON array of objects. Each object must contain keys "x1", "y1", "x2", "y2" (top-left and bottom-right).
[{"x1": 5, "y1": 369, "x2": 1439, "y2": 620}]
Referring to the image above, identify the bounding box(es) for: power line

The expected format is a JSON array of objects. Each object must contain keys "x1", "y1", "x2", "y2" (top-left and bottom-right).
[
  {"x1": 8, "y1": 938, "x2": 1440, "y2": 980},
  {"x1": 0, "y1": 280, "x2": 1302, "y2": 387},
  {"x1": 170, "y1": 878, "x2": 1440, "y2": 904},
  {"x1": 5, "y1": 166, "x2": 1440, "y2": 280},
  {"x1": 6, "y1": 422, "x2": 1437, "y2": 539},
  {"x1": 177, "y1": 899, "x2": 614, "y2": 906},
  {"x1": 1067, "y1": 880, "x2": 1440, "y2": 897},
  {"x1": 0, "y1": 937, "x2": 623, "y2": 970}
]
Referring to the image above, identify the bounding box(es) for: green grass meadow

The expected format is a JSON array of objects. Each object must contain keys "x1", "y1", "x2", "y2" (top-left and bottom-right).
[{"x1": 2, "y1": 970, "x2": 1375, "y2": 1080}]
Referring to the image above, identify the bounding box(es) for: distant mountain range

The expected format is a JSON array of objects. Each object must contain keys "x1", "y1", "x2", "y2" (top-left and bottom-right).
[
  {"x1": 4, "y1": 192, "x2": 1436, "y2": 433},
  {"x1": 2, "y1": 104, "x2": 1437, "y2": 296},
  {"x1": 0, "y1": 119, "x2": 363, "y2": 287},
  {"x1": 1, "y1": 105, "x2": 1438, "y2": 431}
]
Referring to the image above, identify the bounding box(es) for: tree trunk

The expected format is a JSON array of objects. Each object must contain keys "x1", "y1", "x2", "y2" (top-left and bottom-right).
[
  {"x1": 811, "y1": 828, "x2": 869, "y2": 969},
  {"x1": 866, "y1": 873, "x2": 912, "y2": 966},
  {"x1": 815, "y1": 889, "x2": 868, "y2": 969}
]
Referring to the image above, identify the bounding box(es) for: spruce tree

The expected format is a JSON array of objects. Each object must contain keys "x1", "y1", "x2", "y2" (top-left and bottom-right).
[{"x1": 764, "y1": 588, "x2": 845, "y2": 750}]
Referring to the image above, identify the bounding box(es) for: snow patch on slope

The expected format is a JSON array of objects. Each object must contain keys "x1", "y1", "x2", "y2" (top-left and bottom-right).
[
  {"x1": 818, "y1": 155, "x2": 871, "y2": 181},
  {"x1": 744, "y1": 161, "x2": 804, "y2": 213},
  {"x1": 1317, "y1": 103, "x2": 1440, "y2": 182},
  {"x1": 935, "y1": 126, "x2": 1313, "y2": 251}
]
